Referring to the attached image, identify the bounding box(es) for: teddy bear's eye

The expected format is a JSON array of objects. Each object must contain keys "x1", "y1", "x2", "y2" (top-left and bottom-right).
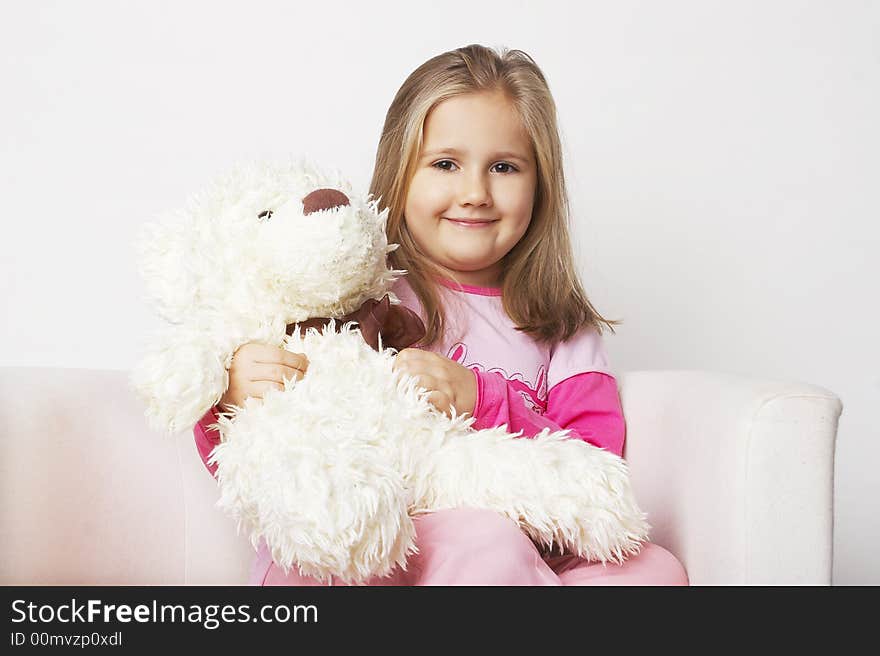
[{"x1": 257, "y1": 210, "x2": 273, "y2": 221}]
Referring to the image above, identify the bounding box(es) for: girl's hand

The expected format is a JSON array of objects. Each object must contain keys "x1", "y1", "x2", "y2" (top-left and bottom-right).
[
  {"x1": 393, "y1": 348, "x2": 477, "y2": 417},
  {"x1": 220, "y1": 342, "x2": 309, "y2": 410}
]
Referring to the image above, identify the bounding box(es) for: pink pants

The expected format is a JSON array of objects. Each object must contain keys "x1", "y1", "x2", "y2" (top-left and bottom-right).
[{"x1": 252, "y1": 508, "x2": 688, "y2": 586}]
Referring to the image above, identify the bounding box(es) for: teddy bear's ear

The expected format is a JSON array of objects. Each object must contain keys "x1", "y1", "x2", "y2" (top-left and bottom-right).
[{"x1": 136, "y1": 210, "x2": 199, "y2": 324}]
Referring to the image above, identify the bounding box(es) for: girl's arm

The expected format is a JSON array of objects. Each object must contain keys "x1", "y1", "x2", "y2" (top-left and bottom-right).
[
  {"x1": 194, "y1": 406, "x2": 222, "y2": 478},
  {"x1": 470, "y1": 370, "x2": 626, "y2": 458}
]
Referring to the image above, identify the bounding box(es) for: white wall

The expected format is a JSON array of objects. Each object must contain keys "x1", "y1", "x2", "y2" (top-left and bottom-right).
[{"x1": 1, "y1": 1, "x2": 876, "y2": 584}]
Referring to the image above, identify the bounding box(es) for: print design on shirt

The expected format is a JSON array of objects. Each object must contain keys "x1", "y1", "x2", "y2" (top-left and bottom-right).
[{"x1": 447, "y1": 342, "x2": 548, "y2": 414}]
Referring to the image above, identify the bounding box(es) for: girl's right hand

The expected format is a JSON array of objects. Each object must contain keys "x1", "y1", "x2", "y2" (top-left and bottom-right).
[{"x1": 219, "y1": 342, "x2": 309, "y2": 409}]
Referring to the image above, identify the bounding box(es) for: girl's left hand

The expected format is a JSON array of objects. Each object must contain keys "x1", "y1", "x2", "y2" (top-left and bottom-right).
[{"x1": 393, "y1": 348, "x2": 477, "y2": 418}]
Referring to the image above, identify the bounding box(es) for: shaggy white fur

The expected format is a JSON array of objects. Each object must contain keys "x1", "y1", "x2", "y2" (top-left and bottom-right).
[{"x1": 132, "y1": 160, "x2": 651, "y2": 584}]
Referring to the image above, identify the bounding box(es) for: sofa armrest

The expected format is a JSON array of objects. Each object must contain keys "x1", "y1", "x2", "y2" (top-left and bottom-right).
[
  {"x1": 618, "y1": 370, "x2": 841, "y2": 585},
  {"x1": 176, "y1": 423, "x2": 255, "y2": 585},
  {"x1": 0, "y1": 368, "x2": 186, "y2": 584}
]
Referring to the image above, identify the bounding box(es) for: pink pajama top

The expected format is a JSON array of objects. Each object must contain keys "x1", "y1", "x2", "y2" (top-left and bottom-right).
[{"x1": 194, "y1": 278, "x2": 626, "y2": 474}]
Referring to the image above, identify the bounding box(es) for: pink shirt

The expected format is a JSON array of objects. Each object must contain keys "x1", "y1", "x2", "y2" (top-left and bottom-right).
[{"x1": 195, "y1": 278, "x2": 626, "y2": 475}]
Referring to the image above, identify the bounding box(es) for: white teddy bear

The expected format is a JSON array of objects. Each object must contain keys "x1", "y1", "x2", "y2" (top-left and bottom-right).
[{"x1": 132, "y1": 160, "x2": 650, "y2": 584}]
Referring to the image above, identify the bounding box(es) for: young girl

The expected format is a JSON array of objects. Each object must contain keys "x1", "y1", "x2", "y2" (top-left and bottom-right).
[{"x1": 195, "y1": 44, "x2": 688, "y2": 586}]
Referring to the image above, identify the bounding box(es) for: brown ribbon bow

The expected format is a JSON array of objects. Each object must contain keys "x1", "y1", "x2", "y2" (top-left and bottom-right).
[{"x1": 286, "y1": 295, "x2": 426, "y2": 352}]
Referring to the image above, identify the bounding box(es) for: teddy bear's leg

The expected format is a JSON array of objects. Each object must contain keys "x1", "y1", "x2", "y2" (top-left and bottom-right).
[
  {"x1": 249, "y1": 475, "x2": 418, "y2": 586},
  {"x1": 405, "y1": 508, "x2": 561, "y2": 586},
  {"x1": 213, "y1": 380, "x2": 420, "y2": 585},
  {"x1": 414, "y1": 426, "x2": 650, "y2": 565}
]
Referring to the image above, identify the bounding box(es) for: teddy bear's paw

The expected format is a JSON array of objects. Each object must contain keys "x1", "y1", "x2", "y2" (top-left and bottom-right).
[
  {"x1": 517, "y1": 495, "x2": 651, "y2": 565},
  {"x1": 511, "y1": 443, "x2": 653, "y2": 564},
  {"x1": 273, "y1": 503, "x2": 419, "y2": 585},
  {"x1": 131, "y1": 327, "x2": 229, "y2": 434}
]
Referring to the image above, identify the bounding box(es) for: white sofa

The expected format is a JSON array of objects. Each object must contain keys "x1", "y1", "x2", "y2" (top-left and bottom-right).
[{"x1": 0, "y1": 367, "x2": 841, "y2": 585}]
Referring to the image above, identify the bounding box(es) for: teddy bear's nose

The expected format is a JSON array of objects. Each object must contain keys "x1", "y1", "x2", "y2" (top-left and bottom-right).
[{"x1": 302, "y1": 188, "x2": 350, "y2": 215}]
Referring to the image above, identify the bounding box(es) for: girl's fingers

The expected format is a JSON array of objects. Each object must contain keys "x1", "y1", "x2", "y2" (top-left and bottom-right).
[
  {"x1": 394, "y1": 351, "x2": 439, "y2": 378},
  {"x1": 399, "y1": 347, "x2": 431, "y2": 359},
  {"x1": 249, "y1": 362, "x2": 306, "y2": 383},
  {"x1": 241, "y1": 343, "x2": 307, "y2": 369},
  {"x1": 238, "y1": 342, "x2": 282, "y2": 362},
  {"x1": 242, "y1": 345, "x2": 308, "y2": 374},
  {"x1": 280, "y1": 350, "x2": 309, "y2": 371},
  {"x1": 426, "y1": 390, "x2": 451, "y2": 414},
  {"x1": 407, "y1": 372, "x2": 432, "y2": 389},
  {"x1": 248, "y1": 380, "x2": 284, "y2": 399},
  {"x1": 412, "y1": 374, "x2": 452, "y2": 403},
  {"x1": 410, "y1": 374, "x2": 454, "y2": 412},
  {"x1": 393, "y1": 347, "x2": 426, "y2": 369}
]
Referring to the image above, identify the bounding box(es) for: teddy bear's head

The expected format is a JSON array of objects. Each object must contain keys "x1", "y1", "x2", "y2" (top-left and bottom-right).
[
  {"x1": 140, "y1": 161, "x2": 401, "y2": 330},
  {"x1": 134, "y1": 160, "x2": 421, "y2": 433}
]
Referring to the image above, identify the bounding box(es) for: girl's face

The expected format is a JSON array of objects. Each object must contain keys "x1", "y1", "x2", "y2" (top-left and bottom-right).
[{"x1": 403, "y1": 90, "x2": 537, "y2": 287}]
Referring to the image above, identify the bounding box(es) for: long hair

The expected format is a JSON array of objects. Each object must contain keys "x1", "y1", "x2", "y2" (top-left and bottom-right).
[{"x1": 369, "y1": 44, "x2": 620, "y2": 347}]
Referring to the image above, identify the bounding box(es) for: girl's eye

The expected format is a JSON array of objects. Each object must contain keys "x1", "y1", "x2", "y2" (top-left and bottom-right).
[
  {"x1": 492, "y1": 162, "x2": 518, "y2": 174},
  {"x1": 432, "y1": 160, "x2": 457, "y2": 172}
]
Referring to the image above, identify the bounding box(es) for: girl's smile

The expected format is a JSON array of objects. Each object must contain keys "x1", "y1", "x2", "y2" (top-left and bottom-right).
[
  {"x1": 442, "y1": 217, "x2": 500, "y2": 228},
  {"x1": 403, "y1": 90, "x2": 537, "y2": 287}
]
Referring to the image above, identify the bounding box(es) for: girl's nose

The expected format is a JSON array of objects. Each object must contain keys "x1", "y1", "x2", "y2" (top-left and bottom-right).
[{"x1": 457, "y1": 172, "x2": 492, "y2": 207}]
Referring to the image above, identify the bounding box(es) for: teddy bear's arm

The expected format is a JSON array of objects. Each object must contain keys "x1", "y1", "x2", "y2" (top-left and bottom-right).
[{"x1": 131, "y1": 325, "x2": 232, "y2": 435}]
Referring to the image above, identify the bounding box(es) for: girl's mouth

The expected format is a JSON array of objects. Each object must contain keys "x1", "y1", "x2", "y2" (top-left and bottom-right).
[{"x1": 443, "y1": 217, "x2": 499, "y2": 228}]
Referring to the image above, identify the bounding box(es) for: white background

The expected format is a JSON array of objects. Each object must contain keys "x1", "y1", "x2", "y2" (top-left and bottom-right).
[{"x1": 1, "y1": 1, "x2": 877, "y2": 583}]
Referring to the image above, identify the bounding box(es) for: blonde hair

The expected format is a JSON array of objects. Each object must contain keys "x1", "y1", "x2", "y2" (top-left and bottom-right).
[{"x1": 369, "y1": 44, "x2": 620, "y2": 347}]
